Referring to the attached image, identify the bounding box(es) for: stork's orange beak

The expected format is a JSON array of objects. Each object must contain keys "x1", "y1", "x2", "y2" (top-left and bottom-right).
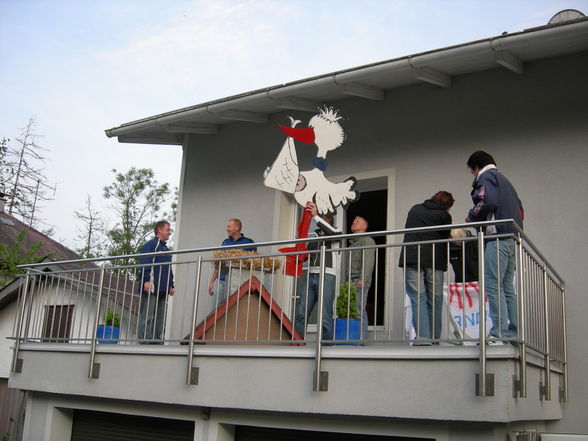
[{"x1": 279, "y1": 125, "x2": 315, "y2": 144}]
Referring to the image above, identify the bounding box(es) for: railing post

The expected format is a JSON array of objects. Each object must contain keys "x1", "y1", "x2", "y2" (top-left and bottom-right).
[
  {"x1": 476, "y1": 230, "x2": 490, "y2": 396},
  {"x1": 11, "y1": 272, "x2": 31, "y2": 373},
  {"x1": 314, "y1": 245, "x2": 327, "y2": 392},
  {"x1": 561, "y1": 285, "x2": 568, "y2": 403},
  {"x1": 187, "y1": 257, "x2": 203, "y2": 385},
  {"x1": 88, "y1": 267, "x2": 105, "y2": 379},
  {"x1": 541, "y1": 265, "x2": 551, "y2": 400},
  {"x1": 516, "y1": 235, "x2": 527, "y2": 398}
]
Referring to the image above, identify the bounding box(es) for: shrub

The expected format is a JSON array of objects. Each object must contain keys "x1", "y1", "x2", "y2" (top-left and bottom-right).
[
  {"x1": 336, "y1": 282, "x2": 358, "y2": 319},
  {"x1": 104, "y1": 310, "x2": 121, "y2": 327}
]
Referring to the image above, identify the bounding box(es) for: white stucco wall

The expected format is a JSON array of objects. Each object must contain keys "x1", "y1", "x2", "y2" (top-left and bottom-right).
[
  {"x1": 0, "y1": 301, "x2": 17, "y2": 377},
  {"x1": 171, "y1": 51, "x2": 588, "y2": 433},
  {"x1": 22, "y1": 390, "x2": 545, "y2": 441}
]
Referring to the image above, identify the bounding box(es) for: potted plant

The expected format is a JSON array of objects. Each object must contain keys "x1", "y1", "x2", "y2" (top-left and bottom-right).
[
  {"x1": 96, "y1": 309, "x2": 121, "y2": 344},
  {"x1": 333, "y1": 282, "x2": 361, "y2": 343}
]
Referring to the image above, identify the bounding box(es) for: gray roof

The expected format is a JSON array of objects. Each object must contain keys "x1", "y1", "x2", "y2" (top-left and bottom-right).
[{"x1": 105, "y1": 16, "x2": 588, "y2": 145}]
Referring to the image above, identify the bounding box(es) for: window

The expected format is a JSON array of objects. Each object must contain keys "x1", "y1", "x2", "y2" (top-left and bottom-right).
[{"x1": 42, "y1": 305, "x2": 74, "y2": 342}]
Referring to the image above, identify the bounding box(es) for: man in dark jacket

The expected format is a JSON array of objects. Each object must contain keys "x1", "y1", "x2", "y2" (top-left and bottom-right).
[
  {"x1": 400, "y1": 191, "x2": 454, "y2": 342},
  {"x1": 466, "y1": 151, "x2": 524, "y2": 343},
  {"x1": 138, "y1": 221, "x2": 174, "y2": 343},
  {"x1": 294, "y1": 202, "x2": 341, "y2": 341}
]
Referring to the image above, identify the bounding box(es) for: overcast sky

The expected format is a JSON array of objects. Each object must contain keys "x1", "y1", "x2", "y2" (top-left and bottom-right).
[{"x1": 1, "y1": 0, "x2": 587, "y2": 249}]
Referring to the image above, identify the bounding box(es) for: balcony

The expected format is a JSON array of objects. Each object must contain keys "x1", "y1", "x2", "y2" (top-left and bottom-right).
[{"x1": 8, "y1": 220, "x2": 567, "y2": 423}]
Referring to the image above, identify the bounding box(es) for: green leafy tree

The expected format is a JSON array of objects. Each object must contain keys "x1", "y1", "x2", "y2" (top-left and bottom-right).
[
  {"x1": 103, "y1": 167, "x2": 171, "y2": 258},
  {"x1": 0, "y1": 229, "x2": 53, "y2": 287},
  {"x1": 170, "y1": 186, "x2": 179, "y2": 223}
]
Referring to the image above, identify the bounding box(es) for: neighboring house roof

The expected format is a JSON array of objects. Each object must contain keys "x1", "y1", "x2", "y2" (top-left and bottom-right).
[
  {"x1": 104, "y1": 16, "x2": 588, "y2": 145},
  {"x1": 0, "y1": 211, "x2": 81, "y2": 267},
  {"x1": 193, "y1": 276, "x2": 303, "y2": 344},
  {"x1": 0, "y1": 211, "x2": 137, "y2": 312}
]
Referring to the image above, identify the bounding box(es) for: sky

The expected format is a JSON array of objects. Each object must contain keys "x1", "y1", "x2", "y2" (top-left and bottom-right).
[{"x1": 1, "y1": 0, "x2": 587, "y2": 249}]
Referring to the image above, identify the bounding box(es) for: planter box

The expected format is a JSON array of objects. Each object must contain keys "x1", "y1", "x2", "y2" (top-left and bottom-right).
[
  {"x1": 96, "y1": 325, "x2": 120, "y2": 344},
  {"x1": 333, "y1": 318, "x2": 360, "y2": 345}
]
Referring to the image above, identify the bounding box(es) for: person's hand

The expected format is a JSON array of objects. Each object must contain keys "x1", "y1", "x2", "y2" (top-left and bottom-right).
[
  {"x1": 169, "y1": 288, "x2": 175, "y2": 296},
  {"x1": 208, "y1": 281, "x2": 214, "y2": 296},
  {"x1": 465, "y1": 217, "x2": 471, "y2": 223},
  {"x1": 355, "y1": 280, "x2": 365, "y2": 288},
  {"x1": 143, "y1": 281, "x2": 151, "y2": 293},
  {"x1": 306, "y1": 201, "x2": 318, "y2": 217}
]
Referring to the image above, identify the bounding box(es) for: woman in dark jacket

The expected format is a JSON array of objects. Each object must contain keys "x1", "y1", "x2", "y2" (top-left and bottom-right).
[{"x1": 399, "y1": 191, "x2": 454, "y2": 342}]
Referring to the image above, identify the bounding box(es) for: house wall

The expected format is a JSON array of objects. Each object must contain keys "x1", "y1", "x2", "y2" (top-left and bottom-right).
[
  {"x1": 4, "y1": 283, "x2": 137, "y2": 347},
  {"x1": 172, "y1": 50, "x2": 588, "y2": 433},
  {"x1": 19, "y1": 390, "x2": 552, "y2": 441},
  {"x1": 0, "y1": 301, "x2": 18, "y2": 377}
]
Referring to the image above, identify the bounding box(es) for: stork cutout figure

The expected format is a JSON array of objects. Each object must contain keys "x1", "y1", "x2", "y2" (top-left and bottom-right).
[{"x1": 263, "y1": 106, "x2": 359, "y2": 276}]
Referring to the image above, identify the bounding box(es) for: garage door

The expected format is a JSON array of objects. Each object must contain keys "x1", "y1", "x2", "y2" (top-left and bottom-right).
[
  {"x1": 71, "y1": 409, "x2": 194, "y2": 441},
  {"x1": 235, "y1": 425, "x2": 434, "y2": 441}
]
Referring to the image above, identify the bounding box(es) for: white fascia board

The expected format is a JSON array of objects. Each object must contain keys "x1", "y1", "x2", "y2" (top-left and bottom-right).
[
  {"x1": 166, "y1": 124, "x2": 219, "y2": 135},
  {"x1": 117, "y1": 136, "x2": 183, "y2": 145}
]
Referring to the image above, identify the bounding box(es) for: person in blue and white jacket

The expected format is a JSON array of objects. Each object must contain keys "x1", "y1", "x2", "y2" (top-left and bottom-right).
[
  {"x1": 466, "y1": 151, "x2": 524, "y2": 344},
  {"x1": 138, "y1": 221, "x2": 174, "y2": 343}
]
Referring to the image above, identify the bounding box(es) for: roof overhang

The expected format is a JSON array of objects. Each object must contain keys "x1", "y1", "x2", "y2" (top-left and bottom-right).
[{"x1": 104, "y1": 17, "x2": 588, "y2": 146}]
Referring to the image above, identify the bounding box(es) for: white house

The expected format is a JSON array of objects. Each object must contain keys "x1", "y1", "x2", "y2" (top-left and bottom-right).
[
  {"x1": 0, "y1": 205, "x2": 138, "y2": 440},
  {"x1": 7, "y1": 11, "x2": 588, "y2": 441}
]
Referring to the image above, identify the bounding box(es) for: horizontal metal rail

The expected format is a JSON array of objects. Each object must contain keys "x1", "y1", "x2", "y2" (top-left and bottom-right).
[{"x1": 10, "y1": 219, "x2": 566, "y2": 399}]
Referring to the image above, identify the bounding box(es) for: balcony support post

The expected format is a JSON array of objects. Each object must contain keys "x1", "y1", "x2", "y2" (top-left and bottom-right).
[
  {"x1": 88, "y1": 267, "x2": 105, "y2": 379},
  {"x1": 11, "y1": 272, "x2": 31, "y2": 373},
  {"x1": 187, "y1": 256, "x2": 203, "y2": 385},
  {"x1": 476, "y1": 230, "x2": 490, "y2": 396},
  {"x1": 561, "y1": 285, "x2": 568, "y2": 403},
  {"x1": 516, "y1": 234, "x2": 527, "y2": 397},
  {"x1": 313, "y1": 245, "x2": 328, "y2": 392},
  {"x1": 540, "y1": 265, "x2": 551, "y2": 400}
]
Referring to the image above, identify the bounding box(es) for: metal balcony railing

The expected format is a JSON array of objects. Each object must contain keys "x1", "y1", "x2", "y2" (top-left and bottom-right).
[{"x1": 9, "y1": 220, "x2": 566, "y2": 399}]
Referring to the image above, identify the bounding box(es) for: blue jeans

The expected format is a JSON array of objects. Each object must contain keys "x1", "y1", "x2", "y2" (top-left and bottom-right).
[
  {"x1": 295, "y1": 272, "x2": 336, "y2": 340},
  {"x1": 138, "y1": 292, "x2": 167, "y2": 343},
  {"x1": 353, "y1": 280, "x2": 370, "y2": 339},
  {"x1": 485, "y1": 238, "x2": 517, "y2": 338},
  {"x1": 405, "y1": 267, "x2": 444, "y2": 339},
  {"x1": 208, "y1": 279, "x2": 228, "y2": 315}
]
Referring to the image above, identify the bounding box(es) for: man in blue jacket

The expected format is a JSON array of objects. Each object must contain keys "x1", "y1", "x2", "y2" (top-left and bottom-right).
[
  {"x1": 138, "y1": 221, "x2": 174, "y2": 343},
  {"x1": 466, "y1": 151, "x2": 524, "y2": 344},
  {"x1": 207, "y1": 219, "x2": 256, "y2": 309}
]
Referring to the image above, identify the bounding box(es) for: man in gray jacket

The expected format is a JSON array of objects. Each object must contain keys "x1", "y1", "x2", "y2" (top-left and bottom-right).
[{"x1": 347, "y1": 216, "x2": 375, "y2": 339}]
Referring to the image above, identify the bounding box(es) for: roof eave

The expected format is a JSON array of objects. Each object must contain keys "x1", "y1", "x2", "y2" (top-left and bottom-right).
[{"x1": 104, "y1": 17, "x2": 588, "y2": 143}]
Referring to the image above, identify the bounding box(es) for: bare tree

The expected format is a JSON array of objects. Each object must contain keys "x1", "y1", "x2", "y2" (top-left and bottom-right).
[
  {"x1": 74, "y1": 195, "x2": 105, "y2": 258},
  {"x1": 1, "y1": 118, "x2": 56, "y2": 232}
]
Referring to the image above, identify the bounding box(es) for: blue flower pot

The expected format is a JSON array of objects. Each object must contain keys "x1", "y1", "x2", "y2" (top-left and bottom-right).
[
  {"x1": 96, "y1": 325, "x2": 120, "y2": 344},
  {"x1": 333, "y1": 318, "x2": 360, "y2": 345}
]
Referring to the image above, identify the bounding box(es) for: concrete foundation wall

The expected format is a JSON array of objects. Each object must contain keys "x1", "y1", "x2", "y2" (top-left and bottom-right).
[
  {"x1": 10, "y1": 345, "x2": 563, "y2": 423},
  {"x1": 21, "y1": 390, "x2": 553, "y2": 441}
]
